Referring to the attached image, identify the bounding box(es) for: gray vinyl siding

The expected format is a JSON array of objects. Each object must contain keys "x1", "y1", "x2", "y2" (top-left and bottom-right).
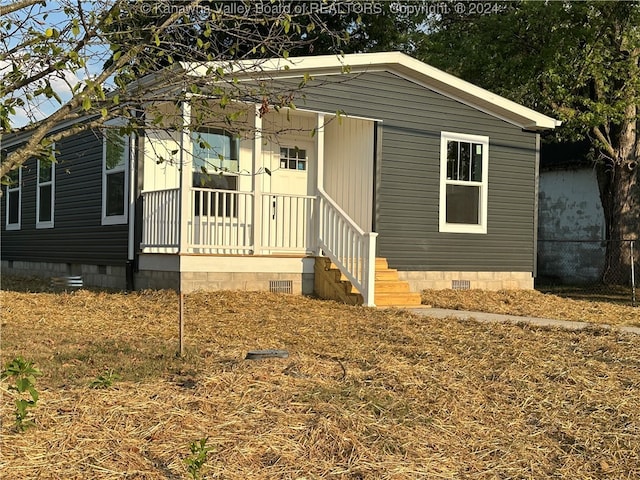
[
  {"x1": 1, "y1": 130, "x2": 128, "y2": 266},
  {"x1": 296, "y1": 71, "x2": 537, "y2": 272}
]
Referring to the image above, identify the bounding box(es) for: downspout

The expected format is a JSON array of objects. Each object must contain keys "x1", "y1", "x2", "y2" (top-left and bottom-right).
[
  {"x1": 126, "y1": 109, "x2": 144, "y2": 291},
  {"x1": 126, "y1": 126, "x2": 137, "y2": 291},
  {"x1": 533, "y1": 133, "x2": 540, "y2": 282}
]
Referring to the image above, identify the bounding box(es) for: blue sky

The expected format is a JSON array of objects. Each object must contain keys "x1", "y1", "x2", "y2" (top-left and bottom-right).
[{"x1": 1, "y1": 0, "x2": 110, "y2": 128}]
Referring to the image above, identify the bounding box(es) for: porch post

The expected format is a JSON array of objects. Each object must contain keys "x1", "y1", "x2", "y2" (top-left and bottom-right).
[
  {"x1": 178, "y1": 100, "x2": 192, "y2": 254},
  {"x1": 252, "y1": 104, "x2": 262, "y2": 254},
  {"x1": 314, "y1": 113, "x2": 325, "y2": 254},
  {"x1": 363, "y1": 232, "x2": 378, "y2": 307}
]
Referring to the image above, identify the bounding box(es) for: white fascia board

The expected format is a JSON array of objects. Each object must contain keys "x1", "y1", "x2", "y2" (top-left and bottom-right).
[{"x1": 180, "y1": 52, "x2": 560, "y2": 131}]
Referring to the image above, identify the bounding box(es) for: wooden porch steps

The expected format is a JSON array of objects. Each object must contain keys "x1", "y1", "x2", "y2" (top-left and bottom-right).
[{"x1": 314, "y1": 257, "x2": 422, "y2": 307}]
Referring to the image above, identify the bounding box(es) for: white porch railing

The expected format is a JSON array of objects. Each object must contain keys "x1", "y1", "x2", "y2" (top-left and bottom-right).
[
  {"x1": 188, "y1": 188, "x2": 254, "y2": 254},
  {"x1": 141, "y1": 188, "x2": 377, "y2": 306},
  {"x1": 317, "y1": 189, "x2": 377, "y2": 307},
  {"x1": 141, "y1": 188, "x2": 180, "y2": 253},
  {"x1": 259, "y1": 192, "x2": 315, "y2": 254},
  {"x1": 142, "y1": 188, "x2": 314, "y2": 255}
]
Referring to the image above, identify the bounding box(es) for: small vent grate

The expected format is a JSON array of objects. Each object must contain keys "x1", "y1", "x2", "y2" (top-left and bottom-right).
[
  {"x1": 51, "y1": 276, "x2": 84, "y2": 289},
  {"x1": 269, "y1": 280, "x2": 293, "y2": 294},
  {"x1": 452, "y1": 280, "x2": 470, "y2": 290}
]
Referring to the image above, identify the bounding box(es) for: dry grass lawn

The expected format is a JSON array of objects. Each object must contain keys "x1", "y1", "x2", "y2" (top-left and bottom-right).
[
  {"x1": 1, "y1": 278, "x2": 640, "y2": 479},
  {"x1": 421, "y1": 289, "x2": 640, "y2": 327}
]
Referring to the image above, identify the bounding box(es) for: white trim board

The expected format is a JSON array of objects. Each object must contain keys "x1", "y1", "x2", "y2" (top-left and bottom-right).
[{"x1": 138, "y1": 254, "x2": 315, "y2": 274}]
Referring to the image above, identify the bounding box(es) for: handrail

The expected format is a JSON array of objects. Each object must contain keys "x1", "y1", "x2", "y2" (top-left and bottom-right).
[
  {"x1": 317, "y1": 188, "x2": 365, "y2": 235},
  {"x1": 317, "y1": 188, "x2": 377, "y2": 306}
]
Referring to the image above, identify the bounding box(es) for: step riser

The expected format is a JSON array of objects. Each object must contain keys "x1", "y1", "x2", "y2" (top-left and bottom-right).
[
  {"x1": 375, "y1": 294, "x2": 422, "y2": 306},
  {"x1": 315, "y1": 256, "x2": 422, "y2": 307},
  {"x1": 375, "y1": 271, "x2": 399, "y2": 281},
  {"x1": 375, "y1": 283, "x2": 410, "y2": 293},
  {"x1": 375, "y1": 258, "x2": 389, "y2": 269}
]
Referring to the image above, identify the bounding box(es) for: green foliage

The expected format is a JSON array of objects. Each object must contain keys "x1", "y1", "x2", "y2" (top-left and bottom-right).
[
  {"x1": 417, "y1": 1, "x2": 640, "y2": 147},
  {"x1": 105, "y1": 130, "x2": 126, "y2": 170},
  {"x1": 184, "y1": 437, "x2": 214, "y2": 480},
  {"x1": 1, "y1": 357, "x2": 42, "y2": 431},
  {"x1": 88, "y1": 370, "x2": 121, "y2": 389},
  {"x1": 1, "y1": 0, "x2": 355, "y2": 179},
  {"x1": 418, "y1": 0, "x2": 640, "y2": 276}
]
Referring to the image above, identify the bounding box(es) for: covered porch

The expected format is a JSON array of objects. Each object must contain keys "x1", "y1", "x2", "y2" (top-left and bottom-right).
[{"x1": 138, "y1": 102, "x2": 379, "y2": 305}]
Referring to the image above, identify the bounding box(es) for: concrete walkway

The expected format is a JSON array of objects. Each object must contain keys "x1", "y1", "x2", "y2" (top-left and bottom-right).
[{"x1": 406, "y1": 307, "x2": 640, "y2": 336}]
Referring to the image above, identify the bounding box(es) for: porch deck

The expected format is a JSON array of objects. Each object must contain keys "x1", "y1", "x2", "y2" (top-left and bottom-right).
[
  {"x1": 140, "y1": 187, "x2": 378, "y2": 305},
  {"x1": 141, "y1": 187, "x2": 315, "y2": 255}
]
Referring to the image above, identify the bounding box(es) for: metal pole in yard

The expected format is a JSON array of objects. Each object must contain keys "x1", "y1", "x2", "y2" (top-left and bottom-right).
[
  {"x1": 179, "y1": 292, "x2": 185, "y2": 356},
  {"x1": 631, "y1": 241, "x2": 637, "y2": 307}
]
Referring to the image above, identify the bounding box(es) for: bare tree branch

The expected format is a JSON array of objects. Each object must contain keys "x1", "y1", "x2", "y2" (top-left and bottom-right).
[{"x1": 0, "y1": 0, "x2": 43, "y2": 16}]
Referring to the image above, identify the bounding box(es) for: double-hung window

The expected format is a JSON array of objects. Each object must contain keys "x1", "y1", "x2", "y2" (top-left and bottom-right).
[
  {"x1": 36, "y1": 152, "x2": 55, "y2": 229},
  {"x1": 439, "y1": 132, "x2": 489, "y2": 234},
  {"x1": 5, "y1": 166, "x2": 21, "y2": 231},
  {"x1": 102, "y1": 127, "x2": 129, "y2": 225},
  {"x1": 192, "y1": 129, "x2": 239, "y2": 217}
]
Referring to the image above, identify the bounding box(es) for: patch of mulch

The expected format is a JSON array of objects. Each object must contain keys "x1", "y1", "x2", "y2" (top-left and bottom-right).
[
  {"x1": 421, "y1": 289, "x2": 640, "y2": 327},
  {"x1": 1, "y1": 287, "x2": 640, "y2": 479}
]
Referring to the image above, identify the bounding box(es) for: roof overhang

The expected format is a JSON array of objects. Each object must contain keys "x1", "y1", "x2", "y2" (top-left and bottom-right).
[{"x1": 180, "y1": 52, "x2": 561, "y2": 132}]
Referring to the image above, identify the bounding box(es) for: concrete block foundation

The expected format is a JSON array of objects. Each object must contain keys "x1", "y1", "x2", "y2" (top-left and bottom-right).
[{"x1": 397, "y1": 271, "x2": 534, "y2": 291}]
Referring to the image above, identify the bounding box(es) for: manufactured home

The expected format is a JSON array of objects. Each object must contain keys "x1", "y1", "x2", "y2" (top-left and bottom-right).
[{"x1": 1, "y1": 52, "x2": 559, "y2": 306}]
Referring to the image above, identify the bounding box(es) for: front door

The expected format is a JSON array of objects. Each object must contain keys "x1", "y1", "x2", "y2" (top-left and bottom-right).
[{"x1": 262, "y1": 141, "x2": 314, "y2": 252}]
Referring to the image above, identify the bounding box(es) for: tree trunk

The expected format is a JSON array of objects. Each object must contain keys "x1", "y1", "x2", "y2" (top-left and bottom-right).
[{"x1": 595, "y1": 142, "x2": 640, "y2": 286}]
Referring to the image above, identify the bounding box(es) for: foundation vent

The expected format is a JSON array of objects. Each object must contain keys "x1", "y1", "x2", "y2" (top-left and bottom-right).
[
  {"x1": 452, "y1": 280, "x2": 470, "y2": 290},
  {"x1": 51, "y1": 276, "x2": 84, "y2": 290},
  {"x1": 269, "y1": 280, "x2": 293, "y2": 294}
]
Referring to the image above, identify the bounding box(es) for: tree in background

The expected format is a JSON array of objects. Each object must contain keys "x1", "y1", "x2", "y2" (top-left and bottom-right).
[
  {"x1": 4, "y1": 1, "x2": 636, "y2": 284},
  {"x1": 417, "y1": 0, "x2": 640, "y2": 284},
  {"x1": 0, "y1": 0, "x2": 345, "y2": 180}
]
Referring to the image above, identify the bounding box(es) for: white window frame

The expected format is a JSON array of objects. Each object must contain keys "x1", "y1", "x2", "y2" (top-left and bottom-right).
[
  {"x1": 102, "y1": 124, "x2": 130, "y2": 225},
  {"x1": 439, "y1": 131, "x2": 489, "y2": 234},
  {"x1": 191, "y1": 128, "x2": 239, "y2": 174},
  {"x1": 5, "y1": 167, "x2": 22, "y2": 231},
  {"x1": 36, "y1": 150, "x2": 55, "y2": 229},
  {"x1": 279, "y1": 146, "x2": 308, "y2": 171}
]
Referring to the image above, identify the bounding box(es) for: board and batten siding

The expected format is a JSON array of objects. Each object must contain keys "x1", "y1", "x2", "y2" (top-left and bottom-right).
[
  {"x1": 143, "y1": 129, "x2": 181, "y2": 191},
  {"x1": 291, "y1": 71, "x2": 538, "y2": 272},
  {"x1": 1, "y1": 129, "x2": 129, "y2": 265},
  {"x1": 323, "y1": 116, "x2": 374, "y2": 231}
]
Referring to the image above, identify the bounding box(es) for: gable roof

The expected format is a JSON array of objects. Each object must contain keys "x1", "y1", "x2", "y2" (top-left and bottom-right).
[{"x1": 181, "y1": 52, "x2": 561, "y2": 132}]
